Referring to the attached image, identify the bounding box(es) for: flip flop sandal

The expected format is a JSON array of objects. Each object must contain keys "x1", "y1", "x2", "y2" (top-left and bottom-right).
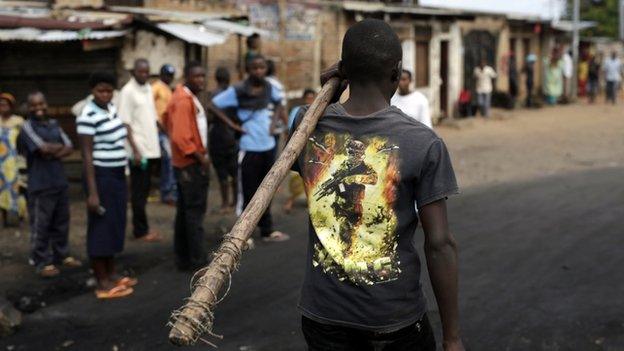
[
  {"x1": 62, "y1": 257, "x2": 83, "y2": 268},
  {"x1": 115, "y1": 277, "x2": 138, "y2": 288},
  {"x1": 95, "y1": 285, "x2": 134, "y2": 299},
  {"x1": 262, "y1": 231, "x2": 291, "y2": 243},
  {"x1": 39, "y1": 265, "x2": 60, "y2": 278}
]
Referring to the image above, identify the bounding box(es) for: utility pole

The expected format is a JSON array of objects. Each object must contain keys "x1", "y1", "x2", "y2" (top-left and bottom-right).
[
  {"x1": 619, "y1": 0, "x2": 624, "y2": 41},
  {"x1": 571, "y1": 0, "x2": 580, "y2": 98}
]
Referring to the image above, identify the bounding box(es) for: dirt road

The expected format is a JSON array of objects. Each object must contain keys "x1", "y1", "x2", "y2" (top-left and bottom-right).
[{"x1": 1, "y1": 103, "x2": 623, "y2": 350}]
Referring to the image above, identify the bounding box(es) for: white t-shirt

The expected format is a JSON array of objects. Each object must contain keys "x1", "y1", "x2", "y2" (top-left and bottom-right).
[
  {"x1": 474, "y1": 66, "x2": 497, "y2": 94},
  {"x1": 562, "y1": 53, "x2": 574, "y2": 79},
  {"x1": 118, "y1": 78, "x2": 161, "y2": 159},
  {"x1": 391, "y1": 91, "x2": 432, "y2": 128},
  {"x1": 604, "y1": 58, "x2": 622, "y2": 82},
  {"x1": 183, "y1": 86, "x2": 208, "y2": 149}
]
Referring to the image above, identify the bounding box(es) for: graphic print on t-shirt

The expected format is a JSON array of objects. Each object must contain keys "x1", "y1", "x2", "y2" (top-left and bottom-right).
[{"x1": 303, "y1": 132, "x2": 400, "y2": 285}]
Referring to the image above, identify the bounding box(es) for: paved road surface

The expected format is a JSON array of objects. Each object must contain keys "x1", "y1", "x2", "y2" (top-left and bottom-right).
[{"x1": 2, "y1": 166, "x2": 622, "y2": 351}]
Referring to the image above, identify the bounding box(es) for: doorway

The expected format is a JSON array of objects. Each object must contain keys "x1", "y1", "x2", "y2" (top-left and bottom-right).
[{"x1": 440, "y1": 40, "x2": 449, "y2": 117}]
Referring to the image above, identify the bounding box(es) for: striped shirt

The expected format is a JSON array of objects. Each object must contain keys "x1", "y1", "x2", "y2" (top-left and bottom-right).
[{"x1": 76, "y1": 100, "x2": 127, "y2": 168}]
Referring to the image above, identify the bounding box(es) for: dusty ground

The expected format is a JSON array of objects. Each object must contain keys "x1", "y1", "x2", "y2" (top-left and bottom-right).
[{"x1": 0, "y1": 102, "x2": 623, "y2": 350}]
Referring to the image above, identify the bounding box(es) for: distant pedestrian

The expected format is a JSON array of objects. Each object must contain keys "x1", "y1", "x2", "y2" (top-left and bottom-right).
[
  {"x1": 77, "y1": 72, "x2": 135, "y2": 299},
  {"x1": 474, "y1": 59, "x2": 497, "y2": 117},
  {"x1": 245, "y1": 33, "x2": 261, "y2": 64},
  {"x1": 0, "y1": 93, "x2": 26, "y2": 227},
  {"x1": 391, "y1": 69, "x2": 432, "y2": 128},
  {"x1": 118, "y1": 58, "x2": 162, "y2": 242},
  {"x1": 523, "y1": 54, "x2": 537, "y2": 107},
  {"x1": 164, "y1": 61, "x2": 210, "y2": 271},
  {"x1": 211, "y1": 55, "x2": 290, "y2": 243},
  {"x1": 587, "y1": 55, "x2": 601, "y2": 104},
  {"x1": 543, "y1": 48, "x2": 564, "y2": 105},
  {"x1": 152, "y1": 64, "x2": 177, "y2": 205},
  {"x1": 603, "y1": 51, "x2": 622, "y2": 105},
  {"x1": 209, "y1": 67, "x2": 239, "y2": 214},
  {"x1": 284, "y1": 88, "x2": 316, "y2": 213},
  {"x1": 508, "y1": 52, "x2": 519, "y2": 106},
  {"x1": 562, "y1": 49, "x2": 574, "y2": 99},
  {"x1": 18, "y1": 91, "x2": 82, "y2": 278}
]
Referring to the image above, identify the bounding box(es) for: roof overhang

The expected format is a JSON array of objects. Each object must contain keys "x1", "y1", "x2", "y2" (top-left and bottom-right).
[
  {"x1": 0, "y1": 27, "x2": 126, "y2": 42},
  {"x1": 155, "y1": 22, "x2": 227, "y2": 47}
]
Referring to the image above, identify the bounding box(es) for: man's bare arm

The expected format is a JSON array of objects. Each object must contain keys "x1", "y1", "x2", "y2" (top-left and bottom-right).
[
  {"x1": 420, "y1": 199, "x2": 464, "y2": 351},
  {"x1": 206, "y1": 103, "x2": 245, "y2": 134}
]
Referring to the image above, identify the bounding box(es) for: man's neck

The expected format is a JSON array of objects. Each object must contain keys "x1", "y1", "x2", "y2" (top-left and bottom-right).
[
  {"x1": 398, "y1": 89, "x2": 411, "y2": 96},
  {"x1": 184, "y1": 83, "x2": 198, "y2": 95},
  {"x1": 342, "y1": 83, "x2": 389, "y2": 116}
]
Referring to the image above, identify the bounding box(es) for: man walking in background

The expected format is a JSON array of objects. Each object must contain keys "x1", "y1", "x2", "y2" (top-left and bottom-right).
[
  {"x1": 474, "y1": 59, "x2": 497, "y2": 118},
  {"x1": 164, "y1": 62, "x2": 210, "y2": 271},
  {"x1": 152, "y1": 64, "x2": 177, "y2": 205},
  {"x1": 118, "y1": 58, "x2": 162, "y2": 242},
  {"x1": 209, "y1": 67, "x2": 239, "y2": 214},
  {"x1": 603, "y1": 51, "x2": 622, "y2": 105},
  {"x1": 391, "y1": 69, "x2": 432, "y2": 128}
]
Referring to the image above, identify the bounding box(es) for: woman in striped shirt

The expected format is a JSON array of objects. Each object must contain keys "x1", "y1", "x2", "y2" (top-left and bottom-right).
[{"x1": 77, "y1": 72, "x2": 136, "y2": 299}]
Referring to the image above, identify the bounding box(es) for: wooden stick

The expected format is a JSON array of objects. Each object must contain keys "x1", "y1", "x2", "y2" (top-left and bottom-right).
[{"x1": 168, "y1": 77, "x2": 340, "y2": 346}]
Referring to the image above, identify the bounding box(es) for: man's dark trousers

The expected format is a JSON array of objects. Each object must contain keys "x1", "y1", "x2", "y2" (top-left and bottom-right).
[
  {"x1": 173, "y1": 163, "x2": 209, "y2": 270},
  {"x1": 129, "y1": 158, "x2": 158, "y2": 238},
  {"x1": 302, "y1": 315, "x2": 436, "y2": 351},
  {"x1": 239, "y1": 150, "x2": 274, "y2": 237},
  {"x1": 28, "y1": 187, "x2": 70, "y2": 269}
]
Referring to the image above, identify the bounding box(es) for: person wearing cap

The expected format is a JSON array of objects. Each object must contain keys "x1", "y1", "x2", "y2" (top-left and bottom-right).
[
  {"x1": 0, "y1": 93, "x2": 26, "y2": 227},
  {"x1": 152, "y1": 64, "x2": 177, "y2": 205},
  {"x1": 523, "y1": 54, "x2": 537, "y2": 108}
]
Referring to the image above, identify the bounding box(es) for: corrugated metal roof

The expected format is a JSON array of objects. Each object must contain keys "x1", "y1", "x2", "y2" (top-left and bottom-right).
[
  {"x1": 156, "y1": 23, "x2": 227, "y2": 47},
  {"x1": 110, "y1": 6, "x2": 226, "y2": 22},
  {"x1": 0, "y1": 27, "x2": 127, "y2": 42},
  {"x1": 341, "y1": 1, "x2": 465, "y2": 16},
  {"x1": 202, "y1": 19, "x2": 270, "y2": 37},
  {"x1": 551, "y1": 20, "x2": 596, "y2": 32}
]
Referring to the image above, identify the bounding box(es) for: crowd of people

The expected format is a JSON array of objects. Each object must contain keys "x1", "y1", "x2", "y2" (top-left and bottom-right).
[{"x1": 0, "y1": 37, "x2": 330, "y2": 297}]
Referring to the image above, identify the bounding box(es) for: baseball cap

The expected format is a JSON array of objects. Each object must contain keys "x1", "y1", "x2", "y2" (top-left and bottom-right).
[{"x1": 160, "y1": 64, "x2": 175, "y2": 76}]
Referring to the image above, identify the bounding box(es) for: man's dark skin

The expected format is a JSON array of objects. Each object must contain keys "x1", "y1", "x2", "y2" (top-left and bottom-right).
[
  {"x1": 27, "y1": 92, "x2": 73, "y2": 160},
  {"x1": 321, "y1": 62, "x2": 465, "y2": 351},
  {"x1": 207, "y1": 57, "x2": 284, "y2": 136},
  {"x1": 214, "y1": 73, "x2": 237, "y2": 211},
  {"x1": 185, "y1": 65, "x2": 211, "y2": 172},
  {"x1": 397, "y1": 71, "x2": 413, "y2": 96},
  {"x1": 125, "y1": 59, "x2": 150, "y2": 167}
]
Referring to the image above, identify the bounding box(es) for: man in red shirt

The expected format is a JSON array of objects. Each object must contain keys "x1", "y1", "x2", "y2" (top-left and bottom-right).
[{"x1": 164, "y1": 62, "x2": 210, "y2": 271}]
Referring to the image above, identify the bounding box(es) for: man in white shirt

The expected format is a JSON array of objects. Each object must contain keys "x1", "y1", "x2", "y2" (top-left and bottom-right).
[
  {"x1": 118, "y1": 58, "x2": 162, "y2": 242},
  {"x1": 562, "y1": 49, "x2": 574, "y2": 99},
  {"x1": 603, "y1": 51, "x2": 622, "y2": 104},
  {"x1": 474, "y1": 59, "x2": 497, "y2": 118},
  {"x1": 391, "y1": 69, "x2": 432, "y2": 128}
]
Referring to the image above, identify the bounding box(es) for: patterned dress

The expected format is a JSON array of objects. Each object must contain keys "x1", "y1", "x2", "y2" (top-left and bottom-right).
[{"x1": 0, "y1": 115, "x2": 26, "y2": 217}]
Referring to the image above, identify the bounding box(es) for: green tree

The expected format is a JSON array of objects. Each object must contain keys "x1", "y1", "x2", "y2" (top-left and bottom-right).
[{"x1": 575, "y1": 0, "x2": 620, "y2": 38}]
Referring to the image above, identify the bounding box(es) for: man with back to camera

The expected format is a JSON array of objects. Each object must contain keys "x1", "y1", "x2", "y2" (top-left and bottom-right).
[{"x1": 290, "y1": 19, "x2": 464, "y2": 350}]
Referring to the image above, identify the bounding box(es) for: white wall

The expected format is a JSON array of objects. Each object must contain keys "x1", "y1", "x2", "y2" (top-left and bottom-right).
[{"x1": 120, "y1": 30, "x2": 185, "y2": 83}]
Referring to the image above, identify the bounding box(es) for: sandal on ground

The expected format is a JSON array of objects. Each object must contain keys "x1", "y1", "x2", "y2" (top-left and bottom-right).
[
  {"x1": 136, "y1": 232, "x2": 162, "y2": 243},
  {"x1": 95, "y1": 285, "x2": 134, "y2": 299},
  {"x1": 115, "y1": 277, "x2": 138, "y2": 288},
  {"x1": 62, "y1": 257, "x2": 83, "y2": 268},
  {"x1": 261, "y1": 231, "x2": 290, "y2": 243},
  {"x1": 38, "y1": 265, "x2": 60, "y2": 278}
]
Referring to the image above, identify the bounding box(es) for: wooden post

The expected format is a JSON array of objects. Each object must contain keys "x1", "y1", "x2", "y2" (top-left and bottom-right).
[{"x1": 168, "y1": 77, "x2": 340, "y2": 347}]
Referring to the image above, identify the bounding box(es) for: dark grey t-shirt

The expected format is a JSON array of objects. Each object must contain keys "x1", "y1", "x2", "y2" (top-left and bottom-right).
[{"x1": 292, "y1": 103, "x2": 458, "y2": 332}]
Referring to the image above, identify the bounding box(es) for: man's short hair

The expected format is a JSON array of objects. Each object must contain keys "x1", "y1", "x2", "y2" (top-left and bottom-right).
[
  {"x1": 184, "y1": 61, "x2": 204, "y2": 77},
  {"x1": 401, "y1": 69, "x2": 412, "y2": 80},
  {"x1": 134, "y1": 58, "x2": 149, "y2": 69},
  {"x1": 266, "y1": 59, "x2": 276, "y2": 77},
  {"x1": 88, "y1": 71, "x2": 117, "y2": 89},
  {"x1": 27, "y1": 91, "x2": 46, "y2": 103},
  {"x1": 246, "y1": 33, "x2": 260, "y2": 47},
  {"x1": 341, "y1": 19, "x2": 402, "y2": 84},
  {"x1": 215, "y1": 66, "x2": 230, "y2": 84},
  {"x1": 302, "y1": 88, "x2": 316, "y2": 98}
]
